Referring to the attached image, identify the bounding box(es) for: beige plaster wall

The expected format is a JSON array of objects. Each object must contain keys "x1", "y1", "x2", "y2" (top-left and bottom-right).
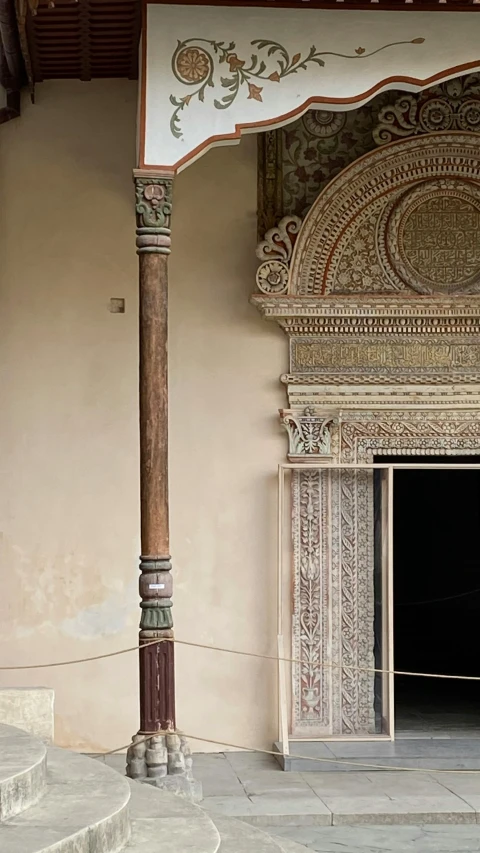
[
  {"x1": 0, "y1": 80, "x2": 140, "y2": 751},
  {"x1": 0, "y1": 81, "x2": 286, "y2": 752},
  {"x1": 171, "y1": 142, "x2": 285, "y2": 752}
]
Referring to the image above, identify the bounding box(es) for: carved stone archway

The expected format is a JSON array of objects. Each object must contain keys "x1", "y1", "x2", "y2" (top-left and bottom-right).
[{"x1": 252, "y1": 131, "x2": 480, "y2": 739}]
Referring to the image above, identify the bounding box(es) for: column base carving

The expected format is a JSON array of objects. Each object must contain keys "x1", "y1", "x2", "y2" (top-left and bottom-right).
[{"x1": 126, "y1": 732, "x2": 202, "y2": 802}]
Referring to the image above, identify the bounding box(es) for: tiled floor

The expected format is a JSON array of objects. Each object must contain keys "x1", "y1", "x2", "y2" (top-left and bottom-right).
[
  {"x1": 93, "y1": 750, "x2": 480, "y2": 848},
  {"x1": 189, "y1": 752, "x2": 480, "y2": 826},
  {"x1": 95, "y1": 750, "x2": 480, "y2": 824}
]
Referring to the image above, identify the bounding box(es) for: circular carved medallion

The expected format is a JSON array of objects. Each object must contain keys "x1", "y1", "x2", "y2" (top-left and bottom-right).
[
  {"x1": 302, "y1": 110, "x2": 346, "y2": 138},
  {"x1": 256, "y1": 260, "x2": 289, "y2": 294},
  {"x1": 174, "y1": 46, "x2": 211, "y2": 84},
  {"x1": 458, "y1": 100, "x2": 480, "y2": 132},
  {"x1": 418, "y1": 99, "x2": 453, "y2": 132},
  {"x1": 379, "y1": 180, "x2": 480, "y2": 294}
]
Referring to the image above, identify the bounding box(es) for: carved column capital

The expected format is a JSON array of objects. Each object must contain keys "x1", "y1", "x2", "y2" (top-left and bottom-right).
[
  {"x1": 135, "y1": 175, "x2": 173, "y2": 255},
  {"x1": 280, "y1": 407, "x2": 338, "y2": 461}
]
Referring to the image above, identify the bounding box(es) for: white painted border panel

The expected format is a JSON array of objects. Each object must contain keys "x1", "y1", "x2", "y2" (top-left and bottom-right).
[{"x1": 143, "y1": 5, "x2": 480, "y2": 170}]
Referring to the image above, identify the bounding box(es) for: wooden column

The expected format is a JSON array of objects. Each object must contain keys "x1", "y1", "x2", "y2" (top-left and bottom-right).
[{"x1": 135, "y1": 173, "x2": 175, "y2": 734}]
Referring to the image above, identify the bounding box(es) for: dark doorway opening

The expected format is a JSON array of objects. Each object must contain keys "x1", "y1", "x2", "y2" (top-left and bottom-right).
[{"x1": 375, "y1": 456, "x2": 480, "y2": 735}]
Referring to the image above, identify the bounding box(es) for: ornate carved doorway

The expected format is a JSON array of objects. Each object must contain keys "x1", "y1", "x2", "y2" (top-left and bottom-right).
[{"x1": 253, "y1": 102, "x2": 480, "y2": 743}]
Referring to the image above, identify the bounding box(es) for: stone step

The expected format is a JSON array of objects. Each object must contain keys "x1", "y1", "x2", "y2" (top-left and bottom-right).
[
  {"x1": 210, "y1": 815, "x2": 310, "y2": 853},
  {"x1": 0, "y1": 744, "x2": 131, "y2": 853},
  {"x1": 125, "y1": 774, "x2": 312, "y2": 853},
  {"x1": 125, "y1": 776, "x2": 221, "y2": 853},
  {"x1": 0, "y1": 723, "x2": 47, "y2": 820}
]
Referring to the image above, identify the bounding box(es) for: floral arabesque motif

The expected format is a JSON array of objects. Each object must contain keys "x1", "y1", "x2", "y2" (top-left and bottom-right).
[
  {"x1": 373, "y1": 74, "x2": 480, "y2": 145},
  {"x1": 176, "y1": 47, "x2": 211, "y2": 83},
  {"x1": 279, "y1": 95, "x2": 398, "y2": 221},
  {"x1": 169, "y1": 37, "x2": 425, "y2": 139},
  {"x1": 333, "y1": 219, "x2": 397, "y2": 293}
]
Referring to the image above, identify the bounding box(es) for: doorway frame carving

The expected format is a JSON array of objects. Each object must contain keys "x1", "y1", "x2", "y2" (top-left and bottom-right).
[
  {"x1": 253, "y1": 130, "x2": 480, "y2": 740},
  {"x1": 295, "y1": 419, "x2": 480, "y2": 739}
]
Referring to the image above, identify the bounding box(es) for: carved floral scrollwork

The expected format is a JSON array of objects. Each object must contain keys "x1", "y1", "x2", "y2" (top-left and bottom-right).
[
  {"x1": 281, "y1": 408, "x2": 335, "y2": 458},
  {"x1": 294, "y1": 470, "x2": 323, "y2": 722},
  {"x1": 255, "y1": 215, "x2": 302, "y2": 294},
  {"x1": 256, "y1": 215, "x2": 302, "y2": 264},
  {"x1": 373, "y1": 75, "x2": 480, "y2": 145}
]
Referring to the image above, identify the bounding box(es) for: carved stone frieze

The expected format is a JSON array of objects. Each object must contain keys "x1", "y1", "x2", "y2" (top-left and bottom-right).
[
  {"x1": 291, "y1": 339, "x2": 480, "y2": 373},
  {"x1": 341, "y1": 410, "x2": 480, "y2": 464},
  {"x1": 373, "y1": 75, "x2": 480, "y2": 145},
  {"x1": 252, "y1": 296, "x2": 480, "y2": 387},
  {"x1": 257, "y1": 74, "x2": 480, "y2": 241},
  {"x1": 252, "y1": 295, "x2": 480, "y2": 326}
]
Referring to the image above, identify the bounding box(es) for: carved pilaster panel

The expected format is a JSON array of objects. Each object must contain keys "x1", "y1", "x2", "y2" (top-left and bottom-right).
[
  {"x1": 292, "y1": 469, "x2": 332, "y2": 735},
  {"x1": 292, "y1": 465, "x2": 375, "y2": 738}
]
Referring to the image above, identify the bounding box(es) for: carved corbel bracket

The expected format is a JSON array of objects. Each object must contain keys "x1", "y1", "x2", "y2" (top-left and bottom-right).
[
  {"x1": 280, "y1": 407, "x2": 339, "y2": 461},
  {"x1": 255, "y1": 215, "x2": 302, "y2": 295}
]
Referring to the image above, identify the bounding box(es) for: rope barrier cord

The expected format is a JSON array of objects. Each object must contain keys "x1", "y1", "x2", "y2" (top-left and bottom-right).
[
  {"x1": 0, "y1": 641, "x2": 156, "y2": 670},
  {"x1": 97, "y1": 732, "x2": 480, "y2": 775},
  {"x1": 3, "y1": 636, "x2": 480, "y2": 683}
]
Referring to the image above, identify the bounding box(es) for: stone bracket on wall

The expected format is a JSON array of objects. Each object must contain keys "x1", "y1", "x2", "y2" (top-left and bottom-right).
[{"x1": 255, "y1": 215, "x2": 302, "y2": 295}]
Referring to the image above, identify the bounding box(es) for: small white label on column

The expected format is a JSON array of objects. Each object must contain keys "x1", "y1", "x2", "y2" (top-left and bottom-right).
[{"x1": 149, "y1": 583, "x2": 165, "y2": 589}]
